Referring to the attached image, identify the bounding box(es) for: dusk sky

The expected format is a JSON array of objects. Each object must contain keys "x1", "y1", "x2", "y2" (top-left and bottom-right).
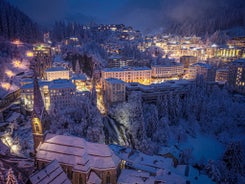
[{"x1": 7, "y1": 0, "x2": 245, "y2": 32}]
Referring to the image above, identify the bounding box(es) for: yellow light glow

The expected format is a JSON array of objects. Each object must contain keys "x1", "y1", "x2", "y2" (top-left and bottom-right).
[
  {"x1": 1, "y1": 82, "x2": 11, "y2": 90},
  {"x1": 12, "y1": 39, "x2": 22, "y2": 45},
  {"x1": 11, "y1": 145, "x2": 18, "y2": 152},
  {"x1": 26, "y1": 51, "x2": 34, "y2": 57},
  {"x1": 5, "y1": 70, "x2": 14, "y2": 78},
  {"x1": 12, "y1": 59, "x2": 22, "y2": 68}
]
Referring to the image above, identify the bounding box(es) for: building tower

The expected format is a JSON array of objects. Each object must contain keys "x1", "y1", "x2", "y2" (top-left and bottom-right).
[
  {"x1": 75, "y1": 59, "x2": 81, "y2": 74},
  {"x1": 31, "y1": 75, "x2": 49, "y2": 152}
]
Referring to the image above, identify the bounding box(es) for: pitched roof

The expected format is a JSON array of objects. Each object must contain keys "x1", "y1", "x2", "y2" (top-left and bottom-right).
[
  {"x1": 29, "y1": 160, "x2": 71, "y2": 184},
  {"x1": 36, "y1": 134, "x2": 120, "y2": 173}
]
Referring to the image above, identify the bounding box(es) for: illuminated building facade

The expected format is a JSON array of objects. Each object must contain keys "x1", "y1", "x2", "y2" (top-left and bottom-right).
[
  {"x1": 21, "y1": 79, "x2": 76, "y2": 111},
  {"x1": 33, "y1": 43, "x2": 51, "y2": 56},
  {"x1": 184, "y1": 63, "x2": 215, "y2": 81},
  {"x1": 104, "y1": 78, "x2": 126, "y2": 104},
  {"x1": 101, "y1": 67, "x2": 151, "y2": 86},
  {"x1": 45, "y1": 67, "x2": 70, "y2": 81},
  {"x1": 151, "y1": 63, "x2": 184, "y2": 78},
  {"x1": 48, "y1": 79, "x2": 76, "y2": 108},
  {"x1": 215, "y1": 69, "x2": 229, "y2": 83},
  {"x1": 227, "y1": 59, "x2": 245, "y2": 94}
]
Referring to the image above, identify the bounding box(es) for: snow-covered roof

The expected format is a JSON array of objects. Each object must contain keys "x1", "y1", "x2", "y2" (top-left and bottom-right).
[
  {"x1": 216, "y1": 68, "x2": 228, "y2": 72},
  {"x1": 45, "y1": 67, "x2": 68, "y2": 72},
  {"x1": 53, "y1": 55, "x2": 63, "y2": 63},
  {"x1": 152, "y1": 62, "x2": 183, "y2": 67},
  {"x1": 36, "y1": 134, "x2": 120, "y2": 173},
  {"x1": 192, "y1": 62, "x2": 211, "y2": 69},
  {"x1": 106, "y1": 78, "x2": 125, "y2": 84},
  {"x1": 233, "y1": 59, "x2": 245, "y2": 64},
  {"x1": 103, "y1": 66, "x2": 151, "y2": 72},
  {"x1": 117, "y1": 169, "x2": 154, "y2": 184},
  {"x1": 109, "y1": 145, "x2": 172, "y2": 174},
  {"x1": 127, "y1": 80, "x2": 191, "y2": 92},
  {"x1": 49, "y1": 79, "x2": 76, "y2": 89},
  {"x1": 21, "y1": 80, "x2": 50, "y2": 89},
  {"x1": 6, "y1": 112, "x2": 20, "y2": 122},
  {"x1": 29, "y1": 159, "x2": 71, "y2": 184},
  {"x1": 111, "y1": 144, "x2": 214, "y2": 184},
  {"x1": 71, "y1": 74, "x2": 87, "y2": 81},
  {"x1": 108, "y1": 55, "x2": 122, "y2": 60}
]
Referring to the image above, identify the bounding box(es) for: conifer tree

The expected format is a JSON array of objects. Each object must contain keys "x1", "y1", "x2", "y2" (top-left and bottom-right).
[{"x1": 6, "y1": 168, "x2": 18, "y2": 184}]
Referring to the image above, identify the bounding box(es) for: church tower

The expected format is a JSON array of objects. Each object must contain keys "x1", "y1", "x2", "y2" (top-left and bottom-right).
[
  {"x1": 75, "y1": 59, "x2": 81, "y2": 74},
  {"x1": 31, "y1": 75, "x2": 49, "y2": 153}
]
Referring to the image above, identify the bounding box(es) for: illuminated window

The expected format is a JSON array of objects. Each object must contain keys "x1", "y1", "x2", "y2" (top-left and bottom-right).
[{"x1": 35, "y1": 123, "x2": 40, "y2": 133}]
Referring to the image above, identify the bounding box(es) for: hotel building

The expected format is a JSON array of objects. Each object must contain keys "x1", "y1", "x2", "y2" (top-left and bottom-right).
[
  {"x1": 101, "y1": 67, "x2": 151, "y2": 86},
  {"x1": 151, "y1": 63, "x2": 184, "y2": 78},
  {"x1": 21, "y1": 79, "x2": 76, "y2": 111}
]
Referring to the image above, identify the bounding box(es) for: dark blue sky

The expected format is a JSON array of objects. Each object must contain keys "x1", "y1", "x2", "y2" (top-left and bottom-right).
[{"x1": 7, "y1": 0, "x2": 245, "y2": 33}]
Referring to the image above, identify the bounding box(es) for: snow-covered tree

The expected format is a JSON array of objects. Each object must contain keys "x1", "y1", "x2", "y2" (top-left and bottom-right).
[
  {"x1": 0, "y1": 171, "x2": 5, "y2": 184},
  {"x1": 205, "y1": 160, "x2": 222, "y2": 183},
  {"x1": 223, "y1": 142, "x2": 244, "y2": 175},
  {"x1": 49, "y1": 94, "x2": 104, "y2": 143},
  {"x1": 6, "y1": 168, "x2": 18, "y2": 184}
]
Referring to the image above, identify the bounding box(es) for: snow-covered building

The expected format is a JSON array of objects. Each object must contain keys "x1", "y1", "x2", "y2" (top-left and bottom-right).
[
  {"x1": 29, "y1": 160, "x2": 71, "y2": 184},
  {"x1": 227, "y1": 59, "x2": 245, "y2": 94},
  {"x1": 71, "y1": 74, "x2": 87, "y2": 91},
  {"x1": 151, "y1": 63, "x2": 184, "y2": 78},
  {"x1": 126, "y1": 80, "x2": 191, "y2": 103},
  {"x1": 21, "y1": 79, "x2": 76, "y2": 111},
  {"x1": 48, "y1": 79, "x2": 76, "y2": 108},
  {"x1": 111, "y1": 145, "x2": 214, "y2": 184},
  {"x1": 35, "y1": 134, "x2": 120, "y2": 184},
  {"x1": 104, "y1": 78, "x2": 126, "y2": 104},
  {"x1": 184, "y1": 63, "x2": 215, "y2": 81},
  {"x1": 101, "y1": 67, "x2": 151, "y2": 86},
  {"x1": 45, "y1": 66, "x2": 70, "y2": 81}
]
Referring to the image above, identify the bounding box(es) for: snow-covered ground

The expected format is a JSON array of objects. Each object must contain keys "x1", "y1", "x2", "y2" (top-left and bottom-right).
[{"x1": 179, "y1": 133, "x2": 225, "y2": 163}]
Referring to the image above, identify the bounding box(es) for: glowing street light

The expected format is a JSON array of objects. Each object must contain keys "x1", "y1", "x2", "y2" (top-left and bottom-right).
[
  {"x1": 5, "y1": 70, "x2": 14, "y2": 78},
  {"x1": 26, "y1": 51, "x2": 34, "y2": 57},
  {"x1": 12, "y1": 59, "x2": 22, "y2": 68},
  {"x1": 1, "y1": 82, "x2": 11, "y2": 90}
]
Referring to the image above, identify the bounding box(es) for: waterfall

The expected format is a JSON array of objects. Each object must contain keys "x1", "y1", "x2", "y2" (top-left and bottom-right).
[{"x1": 103, "y1": 115, "x2": 129, "y2": 146}]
